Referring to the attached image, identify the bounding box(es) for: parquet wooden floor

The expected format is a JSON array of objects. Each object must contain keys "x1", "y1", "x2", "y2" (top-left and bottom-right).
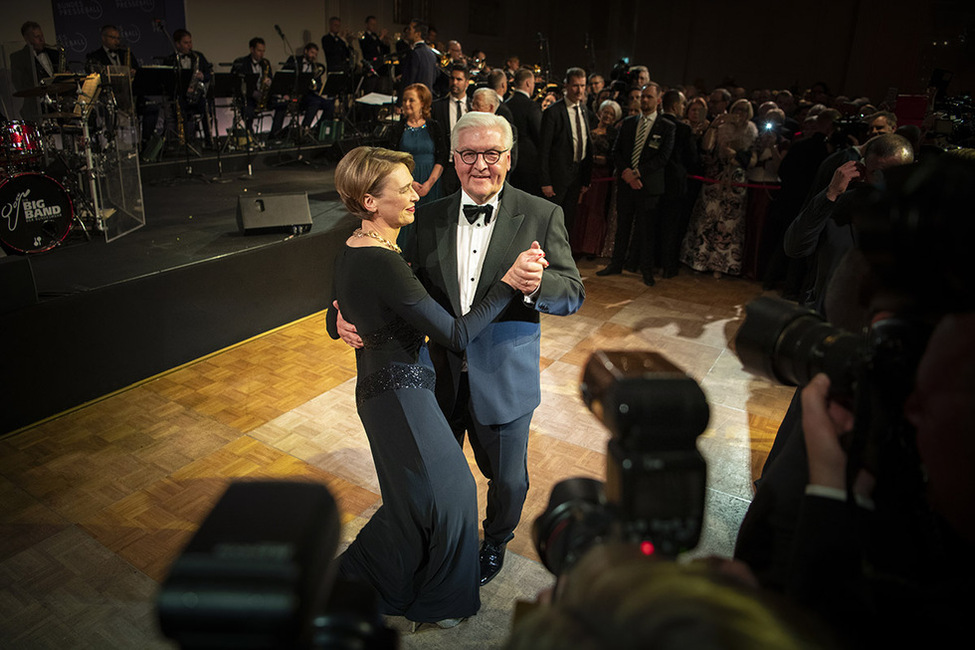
[{"x1": 0, "y1": 258, "x2": 793, "y2": 649}]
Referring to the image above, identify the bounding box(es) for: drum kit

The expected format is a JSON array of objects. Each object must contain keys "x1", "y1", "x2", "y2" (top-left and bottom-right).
[{"x1": 2, "y1": 70, "x2": 137, "y2": 254}]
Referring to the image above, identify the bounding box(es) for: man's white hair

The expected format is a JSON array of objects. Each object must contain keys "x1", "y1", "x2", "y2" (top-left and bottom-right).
[{"x1": 451, "y1": 111, "x2": 513, "y2": 151}]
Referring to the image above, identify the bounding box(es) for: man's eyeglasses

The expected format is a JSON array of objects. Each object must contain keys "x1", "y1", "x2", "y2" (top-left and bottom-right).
[{"x1": 455, "y1": 149, "x2": 509, "y2": 165}]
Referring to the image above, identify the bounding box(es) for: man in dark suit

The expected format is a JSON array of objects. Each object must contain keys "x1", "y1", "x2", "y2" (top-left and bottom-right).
[
  {"x1": 332, "y1": 113, "x2": 584, "y2": 586},
  {"x1": 11, "y1": 21, "x2": 63, "y2": 122},
  {"x1": 505, "y1": 68, "x2": 542, "y2": 196},
  {"x1": 597, "y1": 82, "x2": 675, "y2": 285},
  {"x1": 539, "y1": 67, "x2": 593, "y2": 235},
  {"x1": 657, "y1": 89, "x2": 699, "y2": 279},
  {"x1": 359, "y1": 14, "x2": 390, "y2": 93},
  {"x1": 432, "y1": 63, "x2": 471, "y2": 195},
  {"x1": 398, "y1": 20, "x2": 437, "y2": 94},
  {"x1": 231, "y1": 37, "x2": 273, "y2": 134},
  {"x1": 86, "y1": 24, "x2": 159, "y2": 150},
  {"x1": 162, "y1": 29, "x2": 213, "y2": 148}
]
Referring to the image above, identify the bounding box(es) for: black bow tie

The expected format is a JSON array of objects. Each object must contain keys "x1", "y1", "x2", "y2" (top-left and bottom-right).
[{"x1": 463, "y1": 204, "x2": 493, "y2": 225}]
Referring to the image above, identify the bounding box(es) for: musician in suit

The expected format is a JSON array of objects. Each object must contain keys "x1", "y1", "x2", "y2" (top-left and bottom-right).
[
  {"x1": 505, "y1": 68, "x2": 543, "y2": 196},
  {"x1": 331, "y1": 112, "x2": 584, "y2": 586},
  {"x1": 10, "y1": 21, "x2": 63, "y2": 122},
  {"x1": 270, "y1": 42, "x2": 331, "y2": 138},
  {"x1": 432, "y1": 63, "x2": 472, "y2": 195},
  {"x1": 231, "y1": 37, "x2": 272, "y2": 134},
  {"x1": 398, "y1": 20, "x2": 437, "y2": 93},
  {"x1": 596, "y1": 83, "x2": 675, "y2": 286},
  {"x1": 657, "y1": 90, "x2": 699, "y2": 279},
  {"x1": 162, "y1": 29, "x2": 213, "y2": 148},
  {"x1": 86, "y1": 24, "x2": 159, "y2": 150},
  {"x1": 359, "y1": 15, "x2": 391, "y2": 94},
  {"x1": 539, "y1": 67, "x2": 593, "y2": 234}
]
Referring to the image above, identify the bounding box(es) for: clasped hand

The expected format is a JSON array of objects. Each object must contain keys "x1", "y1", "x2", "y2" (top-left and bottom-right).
[
  {"x1": 334, "y1": 242, "x2": 550, "y2": 350},
  {"x1": 502, "y1": 240, "x2": 549, "y2": 295}
]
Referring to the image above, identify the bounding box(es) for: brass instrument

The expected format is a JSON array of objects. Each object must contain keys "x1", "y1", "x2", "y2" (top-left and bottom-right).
[
  {"x1": 256, "y1": 60, "x2": 271, "y2": 110},
  {"x1": 56, "y1": 44, "x2": 67, "y2": 74},
  {"x1": 308, "y1": 62, "x2": 327, "y2": 97},
  {"x1": 185, "y1": 52, "x2": 206, "y2": 104},
  {"x1": 174, "y1": 90, "x2": 187, "y2": 146}
]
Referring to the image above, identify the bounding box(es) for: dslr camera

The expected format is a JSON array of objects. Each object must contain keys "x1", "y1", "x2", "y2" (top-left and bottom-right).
[{"x1": 532, "y1": 351, "x2": 709, "y2": 577}]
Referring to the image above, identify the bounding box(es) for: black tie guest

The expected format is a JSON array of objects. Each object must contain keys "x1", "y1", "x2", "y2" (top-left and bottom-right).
[
  {"x1": 10, "y1": 21, "x2": 63, "y2": 122},
  {"x1": 432, "y1": 63, "x2": 472, "y2": 195},
  {"x1": 505, "y1": 68, "x2": 543, "y2": 196},
  {"x1": 359, "y1": 15, "x2": 391, "y2": 93},
  {"x1": 657, "y1": 89, "x2": 699, "y2": 279},
  {"x1": 270, "y1": 42, "x2": 331, "y2": 139},
  {"x1": 231, "y1": 37, "x2": 273, "y2": 134},
  {"x1": 86, "y1": 24, "x2": 160, "y2": 151},
  {"x1": 539, "y1": 67, "x2": 594, "y2": 234},
  {"x1": 162, "y1": 29, "x2": 213, "y2": 148},
  {"x1": 596, "y1": 82, "x2": 675, "y2": 286}
]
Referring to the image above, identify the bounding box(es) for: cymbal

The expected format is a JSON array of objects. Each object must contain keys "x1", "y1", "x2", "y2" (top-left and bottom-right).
[{"x1": 14, "y1": 82, "x2": 75, "y2": 98}]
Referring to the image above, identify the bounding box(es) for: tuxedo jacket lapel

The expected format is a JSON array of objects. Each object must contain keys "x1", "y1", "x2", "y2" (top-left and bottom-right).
[
  {"x1": 476, "y1": 188, "x2": 524, "y2": 303},
  {"x1": 436, "y1": 193, "x2": 463, "y2": 315}
]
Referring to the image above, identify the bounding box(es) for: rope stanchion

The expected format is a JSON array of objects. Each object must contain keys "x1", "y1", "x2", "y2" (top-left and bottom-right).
[{"x1": 687, "y1": 174, "x2": 781, "y2": 190}]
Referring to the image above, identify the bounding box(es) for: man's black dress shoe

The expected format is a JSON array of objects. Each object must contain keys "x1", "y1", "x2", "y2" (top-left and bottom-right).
[
  {"x1": 479, "y1": 540, "x2": 506, "y2": 586},
  {"x1": 595, "y1": 265, "x2": 622, "y2": 276},
  {"x1": 642, "y1": 272, "x2": 656, "y2": 287}
]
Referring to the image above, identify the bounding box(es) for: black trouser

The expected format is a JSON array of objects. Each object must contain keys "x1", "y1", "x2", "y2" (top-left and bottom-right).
[
  {"x1": 612, "y1": 182, "x2": 660, "y2": 272},
  {"x1": 656, "y1": 191, "x2": 688, "y2": 274},
  {"x1": 447, "y1": 372, "x2": 532, "y2": 545}
]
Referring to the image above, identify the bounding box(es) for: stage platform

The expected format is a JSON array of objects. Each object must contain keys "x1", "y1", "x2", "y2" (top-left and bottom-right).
[{"x1": 1, "y1": 162, "x2": 358, "y2": 436}]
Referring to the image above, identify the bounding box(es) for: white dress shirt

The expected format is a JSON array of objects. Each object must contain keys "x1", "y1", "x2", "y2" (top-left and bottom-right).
[{"x1": 456, "y1": 190, "x2": 501, "y2": 314}]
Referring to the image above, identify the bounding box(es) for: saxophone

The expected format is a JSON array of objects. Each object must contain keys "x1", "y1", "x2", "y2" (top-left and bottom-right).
[
  {"x1": 256, "y1": 59, "x2": 271, "y2": 111},
  {"x1": 185, "y1": 52, "x2": 206, "y2": 104}
]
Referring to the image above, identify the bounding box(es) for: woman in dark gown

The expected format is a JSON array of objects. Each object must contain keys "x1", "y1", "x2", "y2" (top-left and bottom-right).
[
  {"x1": 330, "y1": 147, "x2": 541, "y2": 627},
  {"x1": 572, "y1": 99, "x2": 621, "y2": 256},
  {"x1": 386, "y1": 83, "x2": 447, "y2": 249}
]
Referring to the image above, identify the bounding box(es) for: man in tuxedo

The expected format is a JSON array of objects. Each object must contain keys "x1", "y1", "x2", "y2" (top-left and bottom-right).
[
  {"x1": 86, "y1": 24, "x2": 159, "y2": 150},
  {"x1": 487, "y1": 69, "x2": 515, "y2": 124},
  {"x1": 433, "y1": 63, "x2": 472, "y2": 194},
  {"x1": 11, "y1": 21, "x2": 63, "y2": 122},
  {"x1": 505, "y1": 68, "x2": 542, "y2": 196},
  {"x1": 333, "y1": 113, "x2": 584, "y2": 586},
  {"x1": 162, "y1": 29, "x2": 213, "y2": 148},
  {"x1": 398, "y1": 20, "x2": 437, "y2": 93},
  {"x1": 231, "y1": 37, "x2": 273, "y2": 134},
  {"x1": 596, "y1": 82, "x2": 675, "y2": 286},
  {"x1": 539, "y1": 67, "x2": 593, "y2": 235},
  {"x1": 657, "y1": 89, "x2": 698, "y2": 279},
  {"x1": 270, "y1": 42, "x2": 329, "y2": 138}
]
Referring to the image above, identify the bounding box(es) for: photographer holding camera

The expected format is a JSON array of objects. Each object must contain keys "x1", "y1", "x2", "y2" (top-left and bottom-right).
[{"x1": 736, "y1": 153, "x2": 975, "y2": 646}]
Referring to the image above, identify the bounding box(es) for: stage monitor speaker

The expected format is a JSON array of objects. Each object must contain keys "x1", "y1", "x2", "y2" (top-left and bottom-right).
[
  {"x1": 236, "y1": 192, "x2": 313, "y2": 235},
  {"x1": 0, "y1": 254, "x2": 38, "y2": 314}
]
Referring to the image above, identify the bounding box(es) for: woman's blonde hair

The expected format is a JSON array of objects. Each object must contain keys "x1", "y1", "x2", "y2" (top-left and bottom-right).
[{"x1": 334, "y1": 146, "x2": 415, "y2": 220}]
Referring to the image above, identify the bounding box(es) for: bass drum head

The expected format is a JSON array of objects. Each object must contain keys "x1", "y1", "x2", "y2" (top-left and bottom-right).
[{"x1": 0, "y1": 173, "x2": 74, "y2": 254}]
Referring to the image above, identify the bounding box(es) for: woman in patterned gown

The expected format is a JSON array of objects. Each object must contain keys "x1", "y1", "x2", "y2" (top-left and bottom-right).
[
  {"x1": 680, "y1": 98, "x2": 757, "y2": 276},
  {"x1": 330, "y1": 146, "x2": 544, "y2": 627}
]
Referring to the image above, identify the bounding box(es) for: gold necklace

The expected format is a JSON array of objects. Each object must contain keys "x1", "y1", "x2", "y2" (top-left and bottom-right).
[{"x1": 353, "y1": 227, "x2": 402, "y2": 253}]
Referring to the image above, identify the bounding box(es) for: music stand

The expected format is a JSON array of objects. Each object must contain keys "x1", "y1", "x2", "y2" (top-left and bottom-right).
[
  {"x1": 270, "y1": 71, "x2": 319, "y2": 167},
  {"x1": 215, "y1": 72, "x2": 251, "y2": 153}
]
